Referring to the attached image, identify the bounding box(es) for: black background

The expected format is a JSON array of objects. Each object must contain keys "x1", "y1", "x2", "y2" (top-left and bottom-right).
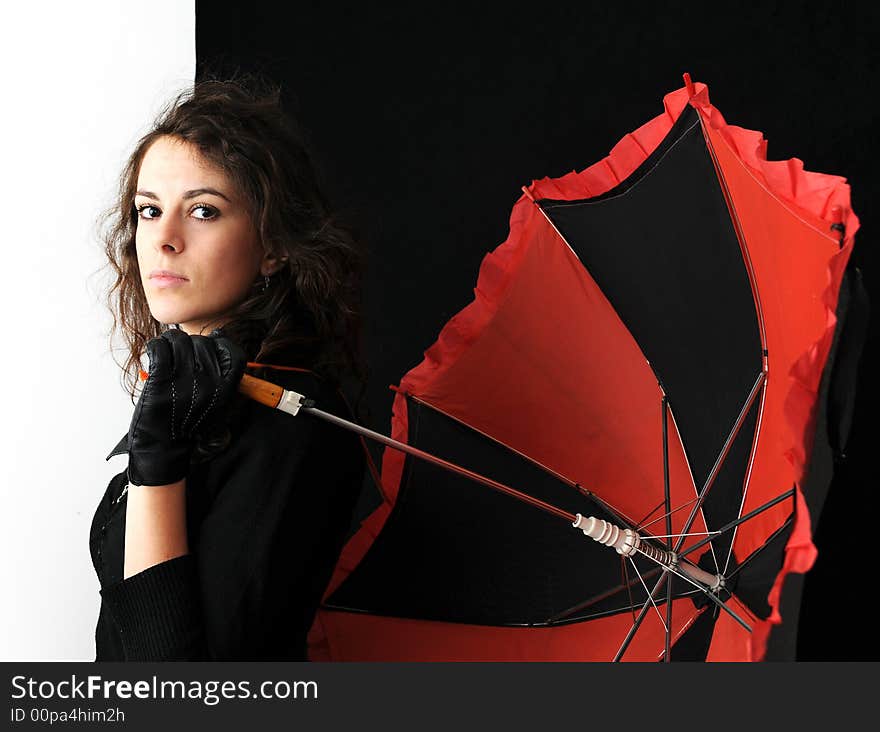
[{"x1": 195, "y1": 2, "x2": 878, "y2": 659}]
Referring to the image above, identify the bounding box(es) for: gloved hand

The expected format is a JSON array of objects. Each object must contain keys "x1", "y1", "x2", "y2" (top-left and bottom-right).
[{"x1": 126, "y1": 328, "x2": 246, "y2": 487}]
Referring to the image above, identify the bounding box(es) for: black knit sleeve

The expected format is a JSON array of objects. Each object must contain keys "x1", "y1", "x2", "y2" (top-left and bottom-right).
[
  {"x1": 98, "y1": 381, "x2": 365, "y2": 661},
  {"x1": 99, "y1": 554, "x2": 206, "y2": 660}
]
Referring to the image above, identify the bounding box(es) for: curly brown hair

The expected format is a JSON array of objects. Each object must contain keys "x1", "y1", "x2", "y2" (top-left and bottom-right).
[{"x1": 96, "y1": 73, "x2": 368, "y2": 430}]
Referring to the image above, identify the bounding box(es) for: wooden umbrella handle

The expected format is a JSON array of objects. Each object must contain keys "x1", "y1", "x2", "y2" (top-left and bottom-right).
[{"x1": 238, "y1": 373, "x2": 284, "y2": 409}]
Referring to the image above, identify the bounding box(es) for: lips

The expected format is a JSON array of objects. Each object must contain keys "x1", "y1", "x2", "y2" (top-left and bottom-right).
[
  {"x1": 150, "y1": 269, "x2": 188, "y2": 280},
  {"x1": 149, "y1": 270, "x2": 189, "y2": 289}
]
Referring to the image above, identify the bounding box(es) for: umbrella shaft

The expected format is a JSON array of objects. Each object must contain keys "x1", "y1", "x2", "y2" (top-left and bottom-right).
[{"x1": 302, "y1": 405, "x2": 578, "y2": 524}]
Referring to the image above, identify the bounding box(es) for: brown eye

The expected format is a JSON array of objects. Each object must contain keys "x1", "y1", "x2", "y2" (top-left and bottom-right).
[
  {"x1": 135, "y1": 204, "x2": 160, "y2": 219},
  {"x1": 191, "y1": 204, "x2": 218, "y2": 220}
]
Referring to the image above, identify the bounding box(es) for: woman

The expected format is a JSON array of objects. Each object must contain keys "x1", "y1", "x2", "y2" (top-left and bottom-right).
[{"x1": 90, "y1": 74, "x2": 368, "y2": 661}]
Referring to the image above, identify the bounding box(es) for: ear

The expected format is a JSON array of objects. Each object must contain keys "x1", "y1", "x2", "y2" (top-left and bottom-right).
[{"x1": 259, "y1": 252, "x2": 289, "y2": 277}]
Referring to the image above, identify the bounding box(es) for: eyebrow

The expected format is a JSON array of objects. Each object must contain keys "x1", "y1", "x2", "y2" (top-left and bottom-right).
[{"x1": 135, "y1": 187, "x2": 231, "y2": 202}]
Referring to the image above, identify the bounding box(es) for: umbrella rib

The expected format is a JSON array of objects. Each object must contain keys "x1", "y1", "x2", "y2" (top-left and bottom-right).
[
  {"x1": 699, "y1": 107, "x2": 777, "y2": 579},
  {"x1": 728, "y1": 591, "x2": 760, "y2": 625},
  {"x1": 697, "y1": 108, "x2": 770, "y2": 356},
  {"x1": 697, "y1": 105, "x2": 838, "y2": 245},
  {"x1": 662, "y1": 395, "x2": 672, "y2": 550},
  {"x1": 723, "y1": 375, "x2": 769, "y2": 576},
  {"x1": 664, "y1": 572, "x2": 673, "y2": 662},
  {"x1": 663, "y1": 399, "x2": 718, "y2": 570},
  {"x1": 673, "y1": 371, "x2": 767, "y2": 556},
  {"x1": 679, "y1": 489, "x2": 795, "y2": 561},
  {"x1": 662, "y1": 395, "x2": 674, "y2": 658}
]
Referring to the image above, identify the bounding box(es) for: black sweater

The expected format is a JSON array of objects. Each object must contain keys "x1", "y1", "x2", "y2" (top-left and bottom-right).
[{"x1": 89, "y1": 368, "x2": 365, "y2": 661}]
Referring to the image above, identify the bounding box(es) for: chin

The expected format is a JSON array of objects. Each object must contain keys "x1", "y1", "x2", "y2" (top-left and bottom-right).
[{"x1": 149, "y1": 307, "x2": 196, "y2": 327}]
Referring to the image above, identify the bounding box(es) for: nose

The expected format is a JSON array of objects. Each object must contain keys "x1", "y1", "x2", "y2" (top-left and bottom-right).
[{"x1": 153, "y1": 211, "x2": 185, "y2": 253}]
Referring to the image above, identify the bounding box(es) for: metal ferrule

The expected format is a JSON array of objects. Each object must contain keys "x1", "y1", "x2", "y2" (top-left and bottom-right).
[{"x1": 276, "y1": 388, "x2": 307, "y2": 416}]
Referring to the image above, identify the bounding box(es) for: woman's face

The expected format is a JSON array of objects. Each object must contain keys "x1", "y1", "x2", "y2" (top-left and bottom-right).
[{"x1": 134, "y1": 135, "x2": 273, "y2": 335}]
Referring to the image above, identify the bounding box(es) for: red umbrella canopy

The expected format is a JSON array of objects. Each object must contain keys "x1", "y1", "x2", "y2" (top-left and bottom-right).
[{"x1": 309, "y1": 76, "x2": 859, "y2": 661}]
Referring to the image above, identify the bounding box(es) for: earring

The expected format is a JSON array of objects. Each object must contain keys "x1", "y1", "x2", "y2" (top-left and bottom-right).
[{"x1": 262, "y1": 274, "x2": 270, "y2": 292}]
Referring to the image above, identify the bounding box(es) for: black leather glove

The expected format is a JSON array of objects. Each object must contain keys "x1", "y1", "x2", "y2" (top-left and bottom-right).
[{"x1": 126, "y1": 328, "x2": 246, "y2": 486}]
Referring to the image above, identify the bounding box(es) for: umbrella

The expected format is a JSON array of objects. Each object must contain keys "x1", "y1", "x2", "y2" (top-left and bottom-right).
[{"x1": 301, "y1": 74, "x2": 860, "y2": 661}]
